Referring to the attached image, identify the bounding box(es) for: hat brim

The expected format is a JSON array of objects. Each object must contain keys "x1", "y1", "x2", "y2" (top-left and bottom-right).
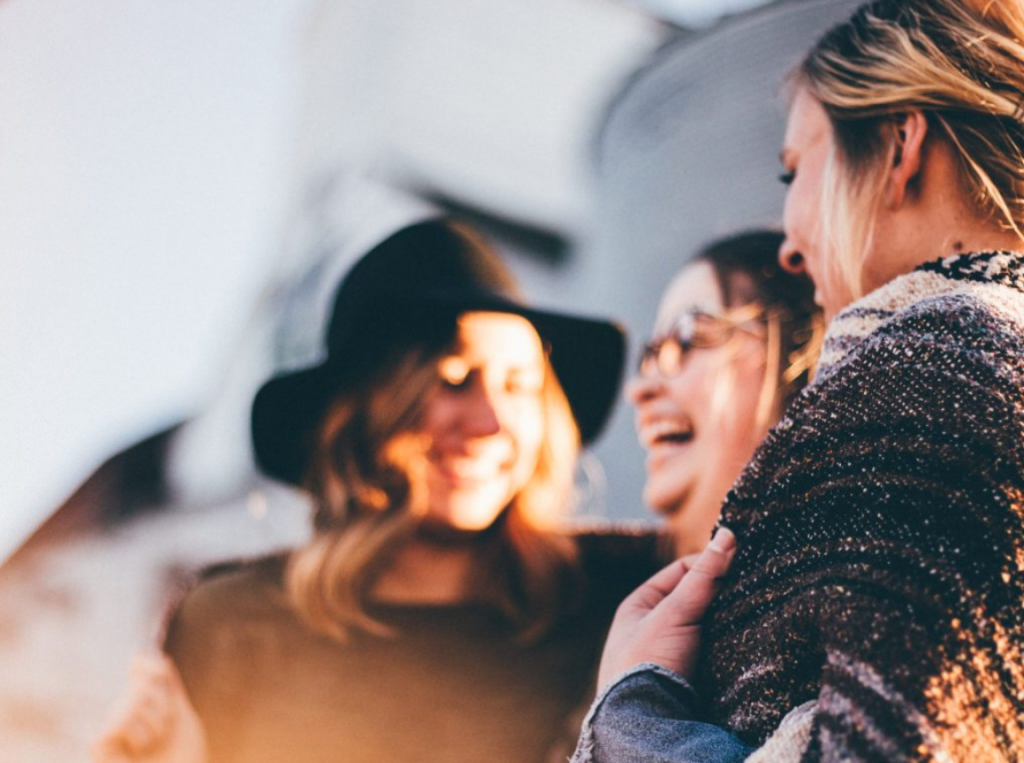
[
  {"x1": 414, "y1": 288, "x2": 626, "y2": 441},
  {"x1": 251, "y1": 294, "x2": 625, "y2": 486}
]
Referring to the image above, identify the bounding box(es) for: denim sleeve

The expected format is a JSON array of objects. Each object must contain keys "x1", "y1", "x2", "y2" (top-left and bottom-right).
[{"x1": 570, "y1": 663, "x2": 754, "y2": 763}]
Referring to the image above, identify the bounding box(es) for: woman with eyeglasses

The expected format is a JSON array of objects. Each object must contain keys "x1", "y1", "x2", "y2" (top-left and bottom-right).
[
  {"x1": 575, "y1": 1, "x2": 1024, "y2": 761},
  {"x1": 628, "y1": 230, "x2": 821, "y2": 557},
  {"x1": 92, "y1": 219, "x2": 665, "y2": 763}
]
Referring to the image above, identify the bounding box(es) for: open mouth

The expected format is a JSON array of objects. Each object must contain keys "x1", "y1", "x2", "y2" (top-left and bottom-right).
[{"x1": 642, "y1": 419, "x2": 695, "y2": 449}]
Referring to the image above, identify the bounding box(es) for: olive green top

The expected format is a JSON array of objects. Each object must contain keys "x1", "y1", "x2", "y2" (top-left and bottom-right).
[{"x1": 165, "y1": 528, "x2": 665, "y2": 763}]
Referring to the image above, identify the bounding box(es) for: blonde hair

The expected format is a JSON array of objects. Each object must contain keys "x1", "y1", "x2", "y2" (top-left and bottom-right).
[
  {"x1": 796, "y1": 0, "x2": 1024, "y2": 298},
  {"x1": 285, "y1": 334, "x2": 581, "y2": 644}
]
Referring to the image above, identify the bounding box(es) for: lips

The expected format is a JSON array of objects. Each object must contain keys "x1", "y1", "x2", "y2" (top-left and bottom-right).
[
  {"x1": 638, "y1": 418, "x2": 695, "y2": 450},
  {"x1": 427, "y1": 452, "x2": 511, "y2": 488}
]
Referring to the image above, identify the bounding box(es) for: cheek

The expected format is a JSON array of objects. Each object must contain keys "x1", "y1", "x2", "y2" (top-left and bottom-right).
[
  {"x1": 703, "y1": 353, "x2": 768, "y2": 445},
  {"x1": 664, "y1": 356, "x2": 731, "y2": 418},
  {"x1": 512, "y1": 400, "x2": 546, "y2": 464},
  {"x1": 663, "y1": 364, "x2": 709, "y2": 410},
  {"x1": 418, "y1": 403, "x2": 449, "y2": 442},
  {"x1": 785, "y1": 183, "x2": 815, "y2": 247},
  {"x1": 722, "y1": 378, "x2": 769, "y2": 456}
]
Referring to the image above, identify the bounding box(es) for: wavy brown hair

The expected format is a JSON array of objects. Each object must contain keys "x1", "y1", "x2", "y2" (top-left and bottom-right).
[
  {"x1": 794, "y1": 0, "x2": 1024, "y2": 298},
  {"x1": 698, "y1": 230, "x2": 824, "y2": 425},
  {"x1": 285, "y1": 327, "x2": 581, "y2": 644}
]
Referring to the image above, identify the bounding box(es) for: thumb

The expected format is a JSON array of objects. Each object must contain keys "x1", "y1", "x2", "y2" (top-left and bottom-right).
[{"x1": 660, "y1": 527, "x2": 737, "y2": 625}]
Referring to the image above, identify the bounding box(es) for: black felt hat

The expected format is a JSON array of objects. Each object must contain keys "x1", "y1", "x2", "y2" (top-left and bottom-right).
[{"x1": 251, "y1": 218, "x2": 626, "y2": 486}]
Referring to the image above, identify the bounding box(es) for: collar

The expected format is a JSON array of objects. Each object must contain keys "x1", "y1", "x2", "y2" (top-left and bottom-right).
[{"x1": 818, "y1": 251, "x2": 1024, "y2": 373}]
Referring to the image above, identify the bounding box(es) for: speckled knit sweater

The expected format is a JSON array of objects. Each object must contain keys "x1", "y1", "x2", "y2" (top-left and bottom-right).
[{"x1": 704, "y1": 251, "x2": 1024, "y2": 762}]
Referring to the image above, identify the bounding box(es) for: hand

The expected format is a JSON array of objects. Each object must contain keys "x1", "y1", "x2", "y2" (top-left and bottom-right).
[
  {"x1": 92, "y1": 653, "x2": 208, "y2": 763},
  {"x1": 597, "y1": 527, "x2": 737, "y2": 689}
]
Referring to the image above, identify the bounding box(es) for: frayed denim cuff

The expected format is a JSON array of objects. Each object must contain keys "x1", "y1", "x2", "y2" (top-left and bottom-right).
[{"x1": 570, "y1": 663, "x2": 699, "y2": 763}]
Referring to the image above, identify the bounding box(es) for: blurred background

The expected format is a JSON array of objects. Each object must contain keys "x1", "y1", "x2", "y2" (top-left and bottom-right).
[{"x1": 0, "y1": 0, "x2": 858, "y2": 758}]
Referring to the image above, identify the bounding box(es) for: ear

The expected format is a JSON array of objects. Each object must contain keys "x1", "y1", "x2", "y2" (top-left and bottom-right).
[{"x1": 886, "y1": 110, "x2": 928, "y2": 209}]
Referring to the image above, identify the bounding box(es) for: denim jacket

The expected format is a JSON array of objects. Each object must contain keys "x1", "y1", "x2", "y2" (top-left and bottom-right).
[{"x1": 569, "y1": 663, "x2": 753, "y2": 763}]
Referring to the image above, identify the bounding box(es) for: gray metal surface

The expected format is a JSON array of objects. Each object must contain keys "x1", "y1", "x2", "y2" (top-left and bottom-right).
[{"x1": 582, "y1": 0, "x2": 863, "y2": 521}]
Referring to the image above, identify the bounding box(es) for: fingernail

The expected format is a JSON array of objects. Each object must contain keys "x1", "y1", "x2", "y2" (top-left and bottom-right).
[{"x1": 708, "y1": 527, "x2": 736, "y2": 553}]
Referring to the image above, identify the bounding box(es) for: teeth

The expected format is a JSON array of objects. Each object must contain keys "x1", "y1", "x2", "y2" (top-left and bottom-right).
[
  {"x1": 450, "y1": 462, "x2": 500, "y2": 480},
  {"x1": 641, "y1": 420, "x2": 694, "y2": 448},
  {"x1": 432, "y1": 455, "x2": 507, "y2": 482}
]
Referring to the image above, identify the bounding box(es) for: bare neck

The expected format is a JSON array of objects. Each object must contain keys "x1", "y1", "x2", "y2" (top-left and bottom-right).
[
  {"x1": 877, "y1": 138, "x2": 1024, "y2": 280},
  {"x1": 371, "y1": 539, "x2": 481, "y2": 606},
  {"x1": 911, "y1": 205, "x2": 1023, "y2": 263}
]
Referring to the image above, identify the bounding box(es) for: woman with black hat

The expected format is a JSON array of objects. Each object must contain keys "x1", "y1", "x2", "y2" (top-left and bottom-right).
[{"x1": 93, "y1": 218, "x2": 665, "y2": 763}]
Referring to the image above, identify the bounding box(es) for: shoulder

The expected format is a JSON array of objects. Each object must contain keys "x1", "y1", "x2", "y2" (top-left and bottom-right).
[
  {"x1": 821, "y1": 267, "x2": 1024, "y2": 379},
  {"x1": 806, "y1": 277, "x2": 1024, "y2": 421},
  {"x1": 879, "y1": 286, "x2": 1024, "y2": 354},
  {"x1": 163, "y1": 553, "x2": 291, "y2": 645},
  {"x1": 775, "y1": 290, "x2": 1024, "y2": 461},
  {"x1": 162, "y1": 553, "x2": 299, "y2": 707},
  {"x1": 729, "y1": 273, "x2": 1024, "y2": 521},
  {"x1": 191, "y1": 552, "x2": 286, "y2": 604}
]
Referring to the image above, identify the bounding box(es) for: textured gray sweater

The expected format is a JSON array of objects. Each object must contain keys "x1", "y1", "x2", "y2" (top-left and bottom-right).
[{"x1": 705, "y1": 251, "x2": 1024, "y2": 761}]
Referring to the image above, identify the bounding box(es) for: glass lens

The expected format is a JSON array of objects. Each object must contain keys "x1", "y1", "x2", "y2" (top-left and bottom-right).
[
  {"x1": 637, "y1": 307, "x2": 764, "y2": 378},
  {"x1": 654, "y1": 338, "x2": 683, "y2": 376}
]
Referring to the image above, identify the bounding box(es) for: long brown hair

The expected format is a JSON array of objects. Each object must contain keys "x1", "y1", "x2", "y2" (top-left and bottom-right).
[{"x1": 285, "y1": 325, "x2": 581, "y2": 644}]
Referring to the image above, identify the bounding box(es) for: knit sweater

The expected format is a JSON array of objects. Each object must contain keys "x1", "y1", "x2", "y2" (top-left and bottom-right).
[{"x1": 704, "y1": 251, "x2": 1024, "y2": 762}]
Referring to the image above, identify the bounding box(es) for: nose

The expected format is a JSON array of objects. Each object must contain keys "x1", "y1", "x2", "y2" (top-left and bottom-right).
[
  {"x1": 778, "y1": 238, "x2": 806, "y2": 274},
  {"x1": 626, "y1": 371, "x2": 662, "y2": 406},
  {"x1": 463, "y1": 383, "x2": 502, "y2": 438}
]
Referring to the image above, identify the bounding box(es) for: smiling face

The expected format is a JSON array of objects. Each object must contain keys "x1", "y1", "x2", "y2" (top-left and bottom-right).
[
  {"x1": 416, "y1": 311, "x2": 547, "y2": 532},
  {"x1": 627, "y1": 261, "x2": 770, "y2": 555},
  {"x1": 778, "y1": 87, "x2": 858, "y2": 320}
]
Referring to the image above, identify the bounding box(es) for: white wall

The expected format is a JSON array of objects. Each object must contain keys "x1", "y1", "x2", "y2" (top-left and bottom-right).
[{"x1": 0, "y1": 0, "x2": 311, "y2": 558}]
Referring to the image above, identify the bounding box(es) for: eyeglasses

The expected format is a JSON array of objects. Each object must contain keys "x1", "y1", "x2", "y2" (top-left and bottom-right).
[{"x1": 637, "y1": 305, "x2": 767, "y2": 378}]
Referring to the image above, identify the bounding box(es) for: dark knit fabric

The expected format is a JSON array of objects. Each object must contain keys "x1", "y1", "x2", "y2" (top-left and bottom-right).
[
  {"x1": 164, "y1": 528, "x2": 666, "y2": 763},
  {"x1": 704, "y1": 252, "x2": 1024, "y2": 761}
]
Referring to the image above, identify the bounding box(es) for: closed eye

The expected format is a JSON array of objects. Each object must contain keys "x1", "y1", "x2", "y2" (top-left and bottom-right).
[
  {"x1": 438, "y1": 356, "x2": 471, "y2": 390},
  {"x1": 506, "y1": 371, "x2": 543, "y2": 395}
]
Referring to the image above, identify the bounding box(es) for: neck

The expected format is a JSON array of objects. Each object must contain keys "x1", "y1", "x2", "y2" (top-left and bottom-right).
[
  {"x1": 942, "y1": 229, "x2": 1024, "y2": 257},
  {"x1": 868, "y1": 214, "x2": 1024, "y2": 295},
  {"x1": 371, "y1": 537, "x2": 481, "y2": 605},
  {"x1": 923, "y1": 207, "x2": 1024, "y2": 261},
  {"x1": 878, "y1": 138, "x2": 1024, "y2": 279}
]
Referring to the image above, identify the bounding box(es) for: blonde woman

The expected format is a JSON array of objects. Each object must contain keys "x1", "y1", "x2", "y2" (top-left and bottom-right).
[
  {"x1": 576, "y1": 1, "x2": 1024, "y2": 761},
  {"x1": 94, "y1": 219, "x2": 665, "y2": 763}
]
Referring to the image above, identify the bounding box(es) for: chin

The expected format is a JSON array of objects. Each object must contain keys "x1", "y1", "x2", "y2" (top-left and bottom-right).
[
  {"x1": 433, "y1": 490, "x2": 511, "y2": 531},
  {"x1": 448, "y1": 514, "x2": 503, "y2": 532},
  {"x1": 643, "y1": 478, "x2": 690, "y2": 519}
]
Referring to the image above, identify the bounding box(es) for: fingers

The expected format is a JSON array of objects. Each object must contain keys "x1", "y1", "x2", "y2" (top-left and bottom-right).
[
  {"x1": 679, "y1": 552, "x2": 701, "y2": 571},
  {"x1": 618, "y1": 556, "x2": 691, "y2": 614},
  {"x1": 661, "y1": 527, "x2": 737, "y2": 625}
]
